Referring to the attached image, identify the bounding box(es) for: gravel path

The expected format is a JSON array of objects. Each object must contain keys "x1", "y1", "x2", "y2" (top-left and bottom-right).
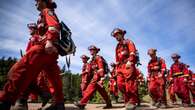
[{"x1": 18, "y1": 103, "x2": 195, "y2": 110}]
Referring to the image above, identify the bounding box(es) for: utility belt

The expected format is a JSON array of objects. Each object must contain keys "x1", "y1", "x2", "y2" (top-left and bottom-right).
[{"x1": 172, "y1": 72, "x2": 184, "y2": 77}]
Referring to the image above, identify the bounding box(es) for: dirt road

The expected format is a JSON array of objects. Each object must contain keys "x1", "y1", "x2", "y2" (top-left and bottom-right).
[{"x1": 26, "y1": 103, "x2": 195, "y2": 110}]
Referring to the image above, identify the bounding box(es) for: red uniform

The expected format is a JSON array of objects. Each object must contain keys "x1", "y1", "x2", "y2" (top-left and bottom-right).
[
  {"x1": 147, "y1": 57, "x2": 167, "y2": 105},
  {"x1": 169, "y1": 62, "x2": 190, "y2": 104},
  {"x1": 109, "y1": 67, "x2": 118, "y2": 98},
  {"x1": 168, "y1": 83, "x2": 176, "y2": 103},
  {"x1": 0, "y1": 8, "x2": 64, "y2": 104},
  {"x1": 21, "y1": 32, "x2": 51, "y2": 102},
  {"x1": 135, "y1": 68, "x2": 144, "y2": 105},
  {"x1": 79, "y1": 55, "x2": 111, "y2": 106},
  {"x1": 20, "y1": 71, "x2": 51, "y2": 101},
  {"x1": 188, "y1": 71, "x2": 195, "y2": 103},
  {"x1": 166, "y1": 71, "x2": 177, "y2": 104},
  {"x1": 80, "y1": 62, "x2": 92, "y2": 96},
  {"x1": 136, "y1": 68, "x2": 144, "y2": 84},
  {"x1": 115, "y1": 39, "x2": 138, "y2": 105}
]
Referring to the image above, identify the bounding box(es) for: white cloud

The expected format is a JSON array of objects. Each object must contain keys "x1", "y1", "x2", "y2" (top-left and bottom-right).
[{"x1": 0, "y1": 0, "x2": 195, "y2": 75}]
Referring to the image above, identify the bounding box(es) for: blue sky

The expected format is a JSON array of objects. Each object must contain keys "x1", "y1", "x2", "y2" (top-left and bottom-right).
[{"x1": 0, "y1": 0, "x2": 195, "y2": 76}]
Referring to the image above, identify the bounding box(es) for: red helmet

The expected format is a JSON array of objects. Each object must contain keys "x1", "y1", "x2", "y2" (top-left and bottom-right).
[
  {"x1": 27, "y1": 23, "x2": 37, "y2": 29},
  {"x1": 111, "y1": 28, "x2": 126, "y2": 37},
  {"x1": 88, "y1": 45, "x2": 100, "y2": 52},
  {"x1": 147, "y1": 48, "x2": 157, "y2": 55},
  {"x1": 171, "y1": 53, "x2": 181, "y2": 59},
  {"x1": 80, "y1": 55, "x2": 90, "y2": 60}
]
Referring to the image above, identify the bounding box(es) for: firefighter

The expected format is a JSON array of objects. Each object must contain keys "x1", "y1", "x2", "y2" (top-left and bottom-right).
[
  {"x1": 80, "y1": 55, "x2": 92, "y2": 96},
  {"x1": 12, "y1": 23, "x2": 52, "y2": 110},
  {"x1": 25, "y1": 23, "x2": 40, "y2": 52},
  {"x1": 109, "y1": 62, "x2": 119, "y2": 103},
  {"x1": 0, "y1": 0, "x2": 65, "y2": 110},
  {"x1": 147, "y1": 48, "x2": 167, "y2": 108},
  {"x1": 111, "y1": 28, "x2": 138, "y2": 109},
  {"x1": 166, "y1": 70, "x2": 177, "y2": 105},
  {"x1": 169, "y1": 53, "x2": 190, "y2": 107},
  {"x1": 186, "y1": 65, "x2": 195, "y2": 105},
  {"x1": 167, "y1": 79, "x2": 177, "y2": 105},
  {"x1": 74, "y1": 45, "x2": 112, "y2": 109},
  {"x1": 135, "y1": 68, "x2": 144, "y2": 106}
]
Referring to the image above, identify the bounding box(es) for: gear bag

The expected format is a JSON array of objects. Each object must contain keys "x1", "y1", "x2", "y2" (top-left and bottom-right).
[
  {"x1": 100, "y1": 56, "x2": 110, "y2": 74},
  {"x1": 55, "y1": 21, "x2": 76, "y2": 56}
]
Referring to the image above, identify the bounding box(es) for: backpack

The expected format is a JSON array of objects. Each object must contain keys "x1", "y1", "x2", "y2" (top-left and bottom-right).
[
  {"x1": 99, "y1": 56, "x2": 110, "y2": 74},
  {"x1": 55, "y1": 21, "x2": 76, "y2": 56}
]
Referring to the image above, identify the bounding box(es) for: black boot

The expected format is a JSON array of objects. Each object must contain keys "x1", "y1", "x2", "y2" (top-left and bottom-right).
[
  {"x1": 74, "y1": 101, "x2": 85, "y2": 109},
  {"x1": 115, "y1": 96, "x2": 119, "y2": 103},
  {"x1": 40, "y1": 92, "x2": 52, "y2": 107},
  {"x1": 0, "y1": 101, "x2": 11, "y2": 110},
  {"x1": 103, "y1": 101, "x2": 112, "y2": 109},
  {"x1": 13, "y1": 99, "x2": 28, "y2": 110},
  {"x1": 41, "y1": 102, "x2": 65, "y2": 110}
]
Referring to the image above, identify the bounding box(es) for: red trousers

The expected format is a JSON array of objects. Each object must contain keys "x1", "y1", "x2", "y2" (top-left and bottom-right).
[
  {"x1": 148, "y1": 75, "x2": 166, "y2": 104},
  {"x1": 80, "y1": 82, "x2": 88, "y2": 96},
  {"x1": 188, "y1": 82, "x2": 195, "y2": 103},
  {"x1": 117, "y1": 75, "x2": 128, "y2": 103},
  {"x1": 116, "y1": 64, "x2": 138, "y2": 105},
  {"x1": 0, "y1": 45, "x2": 64, "y2": 104},
  {"x1": 109, "y1": 79, "x2": 118, "y2": 97},
  {"x1": 125, "y1": 79, "x2": 138, "y2": 105},
  {"x1": 173, "y1": 77, "x2": 190, "y2": 104},
  {"x1": 80, "y1": 82, "x2": 110, "y2": 105},
  {"x1": 20, "y1": 71, "x2": 50, "y2": 101},
  {"x1": 168, "y1": 84, "x2": 176, "y2": 103}
]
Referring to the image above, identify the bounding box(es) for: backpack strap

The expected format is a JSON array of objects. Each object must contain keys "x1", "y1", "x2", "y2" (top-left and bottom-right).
[
  {"x1": 65, "y1": 55, "x2": 71, "y2": 71},
  {"x1": 20, "y1": 49, "x2": 23, "y2": 57},
  {"x1": 157, "y1": 57, "x2": 161, "y2": 67}
]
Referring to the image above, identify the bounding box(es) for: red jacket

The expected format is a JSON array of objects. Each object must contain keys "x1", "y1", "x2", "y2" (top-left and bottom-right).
[
  {"x1": 81, "y1": 63, "x2": 92, "y2": 83},
  {"x1": 90, "y1": 55, "x2": 105, "y2": 82},
  {"x1": 115, "y1": 39, "x2": 136, "y2": 65},
  {"x1": 169, "y1": 62, "x2": 189, "y2": 80},
  {"x1": 147, "y1": 57, "x2": 166, "y2": 78},
  {"x1": 37, "y1": 8, "x2": 60, "y2": 44}
]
